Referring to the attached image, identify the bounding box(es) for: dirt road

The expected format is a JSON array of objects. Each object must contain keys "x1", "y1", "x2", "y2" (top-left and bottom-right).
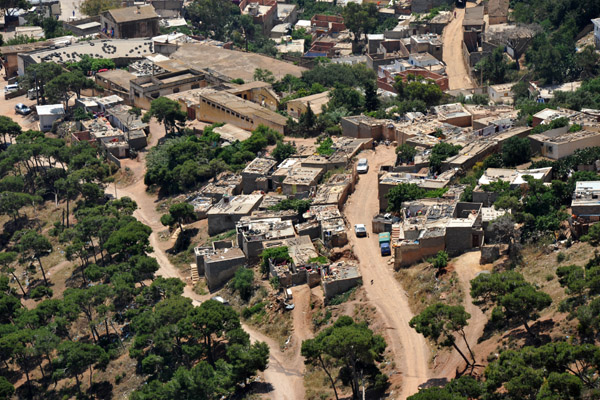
[
  {"x1": 345, "y1": 148, "x2": 431, "y2": 399},
  {"x1": 442, "y1": 6, "x2": 475, "y2": 90},
  {"x1": 437, "y1": 251, "x2": 490, "y2": 376}
]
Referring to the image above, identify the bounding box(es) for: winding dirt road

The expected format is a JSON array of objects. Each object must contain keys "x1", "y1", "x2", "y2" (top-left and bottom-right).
[
  {"x1": 442, "y1": 5, "x2": 476, "y2": 90},
  {"x1": 344, "y1": 148, "x2": 431, "y2": 399}
]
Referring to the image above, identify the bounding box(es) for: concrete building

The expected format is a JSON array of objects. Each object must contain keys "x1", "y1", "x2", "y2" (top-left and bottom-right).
[
  {"x1": 207, "y1": 194, "x2": 263, "y2": 235},
  {"x1": 311, "y1": 14, "x2": 346, "y2": 34},
  {"x1": 488, "y1": 83, "x2": 515, "y2": 104},
  {"x1": 529, "y1": 128, "x2": 600, "y2": 160},
  {"x1": 322, "y1": 262, "x2": 361, "y2": 300},
  {"x1": 463, "y1": 5, "x2": 485, "y2": 32},
  {"x1": 571, "y1": 181, "x2": 600, "y2": 222},
  {"x1": 106, "y1": 104, "x2": 150, "y2": 137},
  {"x1": 312, "y1": 173, "x2": 355, "y2": 209},
  {"x1": 433, "y1": 103, "x2": 472, "y2": 127},
  {"x1": 378, "y1": 170, "x2": 453, "y2": 212},
  {"x1": 594, "y1": 18, "x2": 600, "y2": 50},
  {"x1": 204, "y1": 248, "x2": 247, "y2": 289},
  {"x1": 100, "y1": 5, "x2": 159, "y2": 39},
  {"x1": 95, "y1": 69, "x2": 136, "y2": 99},
  {"x1": 282, "y1": 166, "x2": 323, "y2": 195},
  {"x1": 366, "y1": 39, "x2": 411, "y2": 71},
  {"x1": 473, "y1": 167, "x2": 552, "y2": 205},
  {"x1": 63, "y1": 17, "x2": 102, "y2": 36},
  {"x1": 236, "y1": 217, "x2": 295, "y2": 260},
  {"x1": 18, "y1": 39, "x2": 154, "y2": 75},
  {"x1": 240, "y1": 0, "x2": 277, "y2": 36},
  {"x1": 276, "y1": 3, "x2": 298, "y2": 25},
  {"x1": 378, "y1": 67, "x2": 449, "y2": 93},
  {"x1": 409, "y1": 34, "x2": 443, "y2": 61},
  {"x1": 242, "y1": 157, "x2": 278, "y2": 194},
  {"x1": 394, "y1": 199, "x2": 483, "y2": 268},
  {"x1": 199, "y1": 172, "x2": 243, "y2": 201},
  {"x1": 168, "y1": 88, "x2": 287, "y2": 134},
  {"x1": 488, "y1": 0, "x2": 509, "y2": 25},
  {"x1": 37, "y1": 104, "x2": 65, "y2": 132},
  {"x1": 130, "y1": 69, "x2": 206, "y2": 109},
  {"x1": 286, "y1": 91, "x2": 330, "y2": 119},
  {"x1": 408, "y1": 52, "x2": 445, "y2": 70},
  {"x1": 309, "y1": 205, "x2": 348, "y2": 248},
  {"x1": 265, "y1": 236, "x2": 321, "y2": 287},
  {"x1": 226, "y1": 81, "x2": 280, "y2": 111}
]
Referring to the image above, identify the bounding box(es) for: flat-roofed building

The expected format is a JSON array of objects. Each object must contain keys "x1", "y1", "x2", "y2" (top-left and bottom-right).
[
  {"x1": 529, "y1": 128, "x2": 600, "y2": 160},
  {"x1": 95, "y1": 69, "x2": 136, "y2": 99},
  {"x1": 488, "y1": 82, "x2": 515, "y2": 104},
  {"x1": 572, "y1": 181, "x2": 600, "y2": 222},
  {"x1": 378, "y1": 170, "x2": 453, "y2": 212},
  {"x1": 100, "y1": 5, "x2": 159, "y2": 39},
  {"x1": 286, "y1": 91, "x2": 330, "y2": 119},
  {"x1": 130, "y1": 69, "x2": 206, "y2": 109},
  {"x1": 282, "y1": 166, "x2": 324, "y2": 195},
  {"x1": 207, "y1": 194, "x2": 264, "y2": 235},
  {"x1": 242, "y1": 157, "x2": 278, "y2": 194}
]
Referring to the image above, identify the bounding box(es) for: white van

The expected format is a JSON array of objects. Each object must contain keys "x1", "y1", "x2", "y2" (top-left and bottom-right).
[{"x1": 4, "y1": 84, "x2": 19, "y2": 94}]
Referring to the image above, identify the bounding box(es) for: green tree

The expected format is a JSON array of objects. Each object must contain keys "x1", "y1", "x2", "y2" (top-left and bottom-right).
[
  {"x1": 253, "y1": 68, "x2": 276, "y2": 84},
  {"x1": 15, "y1": 229, "x2": 52, "y2": 287},
  {"x1": 474, "y1": 46, "x2": 512, "y2": 84},
  {"x1": 431, "y1": 250, "x2": 448, "y2": 270},
  {"x1": 0, "y1": 376, "x2": 14, "y2": 400},
  {"x1": 142, "y1": 98, "x2": 187, "y2": 135},
  {"x1": 185, "y1": 0, "x2": 240, "y2": 40},
  {"x1": 429, "y1": 142, "x2": 461, "y2": 173},
  {"x1": 328, "y1": 86, "x2": 364, "y2": 114},
  {"x1": 260, "y1": 247, "x2": 290, "y2": 276},
  {"x1": 20, "y1": 62, "x2": 63, "y2": 105},
  {"x1": 80, "y1": 0, "x2": 120, "y2": 16},
  {"x1": 471, "y1": 271, "x2": 551, "y2": 338},
  {"x1": 385, "y1": 183, "x2": 426, "y2": 213},
  {"x1": 410, "y1": 303, "x2": 476, "y2": 368},
  {"x1": 301, "y1": 316, "x2": 387, "y2": 399},
  {"x1": 272, "y1": 141, "x2": 296, "y2": 162},
  {"x1": 0, "y1": 115, "x2": 21, "y2": 145},
  {"x1": 0, "y1": 252, "x2": 26, "y2": 297},
  {"x1": 342, "y1": 3, "x2": 378, "y2": 43},
  {"x1": 396, "y1": 143, "x2": 417, "y2": 164},
  {"x1": 231, "y1": 268, "x2": 254, "y2": 301},
  {"x1": 161, "y1": 202, "x2": 196, "y2": 232},
  {"x1": 502, "y1": 136, "x2": 531, "y2": 167},
  {"x1": 364, "y1": 80, "x2": 380, "y2": 111},
  {"x1": 53, "y1": 341, "x2": 108, "y2": 392}
]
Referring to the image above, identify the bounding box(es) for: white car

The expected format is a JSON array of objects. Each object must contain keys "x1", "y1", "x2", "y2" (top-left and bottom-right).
[
  {"x1": 357, "y1": 158, "x2": 369, "y2": 174},
  {"x1": 354, "y1": 224, "x2": 367, "y2": 237}
]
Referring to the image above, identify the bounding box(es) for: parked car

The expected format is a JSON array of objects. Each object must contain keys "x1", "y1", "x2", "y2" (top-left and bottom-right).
[
  {"x1": 354, "y1": 224, "x2": 367, "y2": 237},
  {"x1": 15, "y1": 103, "x2": 31, "y2": 115},
  {"x1": 379, "y1": 232, "x2": 391, "y2": 256},
  {"x1": 4, "y1": 83, "x2": 19, "y2": 94},
  {"x1": 357, "y1": 158, "x2": 369, "y2": 174}
]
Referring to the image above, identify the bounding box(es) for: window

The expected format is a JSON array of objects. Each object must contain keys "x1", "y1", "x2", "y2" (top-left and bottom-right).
[
  {"x1": 191, "y1": 84, "x2": 199, "y2": 89},
  {"x1": 173, "y1": 88, "x2": 179, "y2": 93}
]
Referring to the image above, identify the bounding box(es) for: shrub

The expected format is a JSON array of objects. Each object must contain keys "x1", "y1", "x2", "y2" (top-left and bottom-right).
[
  {"x1": 432, "y1": 251, "x2": 448, "y2": 270},
  {"x1": 232, "y1": 268, "x2": 254, "y2": 301}
]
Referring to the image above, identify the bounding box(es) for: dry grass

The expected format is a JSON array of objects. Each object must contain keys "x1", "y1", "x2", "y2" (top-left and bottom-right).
[
  {"x1": 396, "y1": 262, "x2": 464, "y2": 315},
  {"x1": 304, "y1": 364, "x2": 341, "y2": 400}
]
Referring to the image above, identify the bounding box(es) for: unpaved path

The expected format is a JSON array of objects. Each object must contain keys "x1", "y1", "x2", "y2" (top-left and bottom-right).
[
  {"x1": 442, "y1": 5, "x2": 476, "y2": 90},
  {"x1": 109, "y1": 131, "x2": 302, "y2": 400},
  {"x1": 344, "y1": 147, "x2": 431, "y2": 399},
  {"x1": 437, "y1": 251, "x2": 490, "y2": 377}
]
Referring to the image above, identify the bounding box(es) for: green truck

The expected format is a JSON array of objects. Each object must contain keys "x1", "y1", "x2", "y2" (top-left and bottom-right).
[{"x1": 378, "y1": 232, "x2": 391, "y2": 256}]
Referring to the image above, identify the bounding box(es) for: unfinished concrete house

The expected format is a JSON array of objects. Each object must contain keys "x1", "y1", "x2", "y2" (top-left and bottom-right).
[
  {"x1": 322, "y1": 262, "x2": 362, "y2": 300},
  {"x1": 236, "y1": 217, "x2": 296, "y2": 260},
  {"x1": 264, "y1": 236, "x2": 321, "y2": 287},
  {"x1": 207, "y1": 194, "x2": 263, "y2": 235},
  {"x1": 394, "y1": 199, "x2": 484, "y2": 268},
  {"x1": 312, "y1": 173, "x2": 355, "y2": 209},
  {"x1": 204, "y1": 247, "x2": 246, "y2": 290},
  {"x1": 281, "y1": 166, "x2": 324, "y2": 195},
  {"x1": 241, "y1": 157, "x2": 278, "y2": 194},
  {"x1": 308, "y1": 205, "x2": 348, "y2": 248}
]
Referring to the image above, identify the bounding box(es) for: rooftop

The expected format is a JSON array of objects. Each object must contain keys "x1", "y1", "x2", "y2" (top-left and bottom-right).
[
  {"x1": 37, "y1": 104, "x2": 64, "y2": 115},
  {"x1": 171, "y1": 43, "x2": 306, "y2": 81},
  {"x1": 478, "y1": 167, "x2": 552, "y2": 186},
  {"x1": 205, "y1": 247, "x2": 245, "y2": 262},
  {"x1": 322, "y1": 261, "x2": 360, "y2": 282},
  {"x1": 283, "y1": 166, "x2": 323, "y2": 185},
  {"x1": 572, "y1": 181, "x2": 600, "y2": 207},
  {"x1": 243, "y1": 157, "x2": 278, "y2": 175},
  {"x1": 105, "y1": 5, "x2": 159, "y2": 23},
  {"x1": 530, "y1": 128, "x2": 600, "y2": 144},
  {"x1": 238, "y1": 218, "x2": 295, "y2": 241},
  {"x1": 213, "y1": 124, "x2": 252, "y2": 142},
  {"x1": 207, "y1": 194, "x2": 263, "y2": 215},
  {"x1": 24, "y1": 39, "x2": 154, "y2": 65}
]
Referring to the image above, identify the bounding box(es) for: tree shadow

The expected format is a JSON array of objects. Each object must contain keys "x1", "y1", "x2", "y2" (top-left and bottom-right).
[
  {"x1": 419, "y1": 377, "x2": 449, "y2": 389},
  {"x1": 501, "y1": 319, "x2": 554, "y2": 346},
  {"x1": 239, "y1": 381, "x2": 274, "y2": 397},
  {"x1": 90, "y1": 380, "x2": 113, "y2": 400},
  {"x1": 2, "y1": 215, "x2": 30, "y2": 239},
  {"x1": 168, "y1": 228, "x2": 199, "y2": 254}
]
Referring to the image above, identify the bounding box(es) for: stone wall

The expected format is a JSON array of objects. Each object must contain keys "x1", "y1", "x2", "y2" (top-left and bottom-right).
[{"x1": 205, "y1": 256, "x2": 245, "y2": 289}]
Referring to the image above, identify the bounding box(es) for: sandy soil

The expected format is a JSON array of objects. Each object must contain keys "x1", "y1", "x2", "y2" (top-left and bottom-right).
[
  {"x1": 344, "y1": 147, "x2": 431, "y2": 399},
  {"x1": 436, "y1": 251, "x2": 491, "y2": 377},
  {"x1": 442, "y1": 5, "x2": 476, "y2": 90}
]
